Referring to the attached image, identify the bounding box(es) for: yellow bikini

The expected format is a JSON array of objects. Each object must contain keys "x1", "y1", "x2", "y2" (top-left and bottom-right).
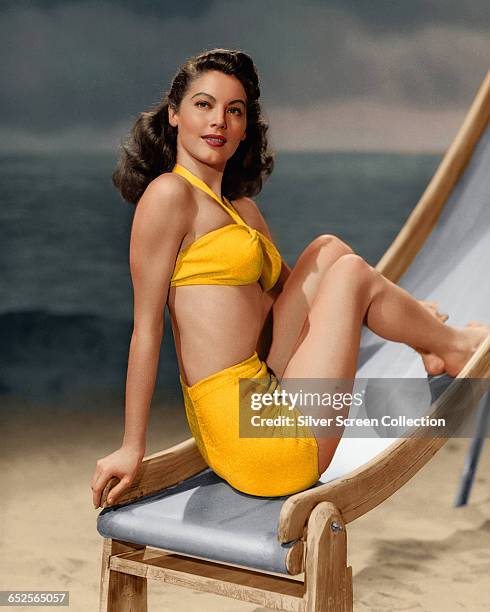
[
  {"x1": 170, "y1": 163, "x2": 320, "y2": 497},
  {"x1": 170, "y1": 163, "x2": 282, "y2": 292}
]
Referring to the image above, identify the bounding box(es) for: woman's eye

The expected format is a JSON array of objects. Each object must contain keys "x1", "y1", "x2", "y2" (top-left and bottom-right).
[{"x1": 194, "y1": 101, "x2": 242, "y2": 115}]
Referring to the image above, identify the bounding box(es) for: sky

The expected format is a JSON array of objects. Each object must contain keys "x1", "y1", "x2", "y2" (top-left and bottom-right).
[{"x1": 1, "y1": 0, "x2": 489, "y2": 152}]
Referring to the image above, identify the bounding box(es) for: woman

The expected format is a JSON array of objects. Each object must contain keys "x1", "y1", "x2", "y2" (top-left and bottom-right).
[{"x1": 91, "y1": 48, "x2": 488, "y2": 506}]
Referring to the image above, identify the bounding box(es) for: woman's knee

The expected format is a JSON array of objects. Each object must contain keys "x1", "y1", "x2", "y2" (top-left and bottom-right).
[
  {"x1": 303, "y1": 234, "x2": 354, "y2": 271},
  {"x1": 323, "y1": 253, "x2": 374, "y2": 290},
  {"x1": 312, "y1": 233, "x2": 353, "y2": 255}
]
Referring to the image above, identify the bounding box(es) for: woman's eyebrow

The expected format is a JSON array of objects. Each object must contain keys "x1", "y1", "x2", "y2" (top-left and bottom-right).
[{"x1": 191, "y1": 92, "x2": 246, "y2": 107}]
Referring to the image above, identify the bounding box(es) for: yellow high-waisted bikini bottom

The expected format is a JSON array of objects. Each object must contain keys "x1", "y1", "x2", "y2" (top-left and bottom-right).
[{"x1": 179, "y1": 351, "x2": 320, "y2": 497}]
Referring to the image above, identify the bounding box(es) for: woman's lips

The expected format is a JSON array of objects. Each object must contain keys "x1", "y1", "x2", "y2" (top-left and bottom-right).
[{"x1": 201, "y1": 136, "x2": 226, "y2": 147}]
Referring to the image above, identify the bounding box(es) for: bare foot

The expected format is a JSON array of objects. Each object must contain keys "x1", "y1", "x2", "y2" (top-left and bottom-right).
[
  {"x1": 414, "y1": 301, "x2": 449, "y2": 375},
  {"x1": 441, "y1": 323, "x2": 490, "y2": 377}
]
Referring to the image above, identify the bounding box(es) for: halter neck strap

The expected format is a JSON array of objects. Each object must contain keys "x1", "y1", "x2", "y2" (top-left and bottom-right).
[{"x1": 172, "y1": 163, "x2": 245, "y2": 225}]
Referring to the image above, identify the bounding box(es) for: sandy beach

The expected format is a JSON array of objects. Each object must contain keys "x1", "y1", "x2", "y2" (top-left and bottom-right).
[{"x1": 1, "y1": 391, "x2": 489, "y2": 611}]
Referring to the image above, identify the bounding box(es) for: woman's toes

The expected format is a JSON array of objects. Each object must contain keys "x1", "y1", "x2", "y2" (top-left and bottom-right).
[
  {"x1": 442, "y1": 323, "x2": 490, "y2": 377},
  {"x1": 463, "y1": 322, "x2": 490, "y2": 338}
]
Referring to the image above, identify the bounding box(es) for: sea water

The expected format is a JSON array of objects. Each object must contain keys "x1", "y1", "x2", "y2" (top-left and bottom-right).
[{"x1": 0, "y1": 150, "x2": 441, "y2": 401}]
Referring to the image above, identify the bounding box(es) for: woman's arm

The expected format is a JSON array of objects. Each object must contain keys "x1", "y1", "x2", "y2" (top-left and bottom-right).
[
  {"x1": 272, "y1": 258, "x2": 292, "y2": 295},
  {"x1": 122, "y1": 175, "x2": 192, "y2": 455},
  {"x1": 91, "y1": 174, "x2": 191, "y2": 507}
]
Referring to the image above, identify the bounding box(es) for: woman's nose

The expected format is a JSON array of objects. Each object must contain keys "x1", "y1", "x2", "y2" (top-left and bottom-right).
[{"x1": 211, "y1": 109, "x2": 227, "y2": 129}]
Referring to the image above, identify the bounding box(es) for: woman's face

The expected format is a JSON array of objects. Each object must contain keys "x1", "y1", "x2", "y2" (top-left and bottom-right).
[{"x1": 169, "y1": 70, "x2": 247, "y2": 169}]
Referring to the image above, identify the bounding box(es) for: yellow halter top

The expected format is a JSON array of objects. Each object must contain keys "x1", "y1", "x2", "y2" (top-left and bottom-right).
[{"x1": 170, "y1": 164, "x2": 282, "y2": 292}]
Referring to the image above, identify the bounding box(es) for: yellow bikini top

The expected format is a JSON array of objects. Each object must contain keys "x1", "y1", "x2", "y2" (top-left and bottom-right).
[{"x1": 169, "y1": 164, "x2": 282, "y2": 292}]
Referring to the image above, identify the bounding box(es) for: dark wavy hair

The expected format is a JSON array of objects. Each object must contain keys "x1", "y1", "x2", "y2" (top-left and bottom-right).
[{"x1": 112, "y1": 48, "x2": 275, "y2": 205}]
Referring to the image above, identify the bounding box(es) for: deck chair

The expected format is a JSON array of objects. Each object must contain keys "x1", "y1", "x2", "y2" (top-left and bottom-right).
[{"x1": 96, "y1": 71, "x2": 490, "y2": 611}]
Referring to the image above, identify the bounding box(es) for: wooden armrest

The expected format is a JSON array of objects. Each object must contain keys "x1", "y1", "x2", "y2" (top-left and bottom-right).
[
  {"x1": 277, "y1": 337, "x2": 490, "y2": 543},
  {"x1": 101, "y1": 437, "x2": 208, "y2": 508}
]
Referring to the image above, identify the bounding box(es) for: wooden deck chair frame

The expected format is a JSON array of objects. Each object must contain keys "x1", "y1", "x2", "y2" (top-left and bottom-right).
[{"x1": 98, "y1": 72, "x2": 490, "y2": 612}]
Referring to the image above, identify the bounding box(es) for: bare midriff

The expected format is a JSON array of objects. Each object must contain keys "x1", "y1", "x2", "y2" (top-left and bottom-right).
[{"x1": 167, "y1": 282, "x2": 274, "y2": 388}]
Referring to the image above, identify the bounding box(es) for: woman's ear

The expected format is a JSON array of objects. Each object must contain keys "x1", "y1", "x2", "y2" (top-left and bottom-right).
[
  {"x1": 241, "y1": 131, "x2": 246, "y2": 141},
  {"x1": 168, "y1": 106, "x2": 178, "y2": 128}
]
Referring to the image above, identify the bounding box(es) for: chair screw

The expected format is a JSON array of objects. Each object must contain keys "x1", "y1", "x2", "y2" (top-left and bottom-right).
[{"x1": 330, "y1": 521, "x2": 344, "y2": 532}]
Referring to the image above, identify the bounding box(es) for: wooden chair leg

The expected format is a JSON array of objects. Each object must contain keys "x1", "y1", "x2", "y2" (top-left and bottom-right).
[
  {"x1": 304, "y1": 502, "x2": 353, "y2": 612},
  {"x1": 99, "y1": 538, "x2": 148, "y2": 612}
]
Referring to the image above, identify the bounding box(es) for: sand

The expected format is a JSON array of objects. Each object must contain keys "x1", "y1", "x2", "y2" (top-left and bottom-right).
[{"x1": 1, "y1": 391, "x2": 489, "y2": 611}]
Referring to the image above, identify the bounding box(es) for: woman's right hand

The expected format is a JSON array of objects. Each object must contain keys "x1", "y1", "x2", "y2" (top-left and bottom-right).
[{"x1": 91, "y1": 446, "x2": 145, "y2": 509}]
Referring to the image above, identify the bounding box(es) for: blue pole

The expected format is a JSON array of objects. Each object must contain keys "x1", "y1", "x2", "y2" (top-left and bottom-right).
[{"x1": 454, "y1": 391, "x2": 490, "y2": 507}]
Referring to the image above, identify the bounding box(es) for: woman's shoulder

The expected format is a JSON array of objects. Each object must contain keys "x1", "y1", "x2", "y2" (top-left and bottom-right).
[
  {"x1": 231, "y1": 195, "x2": 259, "y2": 224},
  {"x1": 133, "y1": 173, "x2": 194, "y2": 241},
  {"x1": 232, "y1": 196, "x2": 272, "y2": 237},
  {"x1": 138, "y1": 172, "x2": 194, "y2": 215},
  {"x1": 146, "y1": 171, "x2": 193, "y2": 201}
]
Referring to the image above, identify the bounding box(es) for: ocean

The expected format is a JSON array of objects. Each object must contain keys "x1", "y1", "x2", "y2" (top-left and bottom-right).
[{"x1": 1, "y1": 150, "x2": 441, "y2": 403}]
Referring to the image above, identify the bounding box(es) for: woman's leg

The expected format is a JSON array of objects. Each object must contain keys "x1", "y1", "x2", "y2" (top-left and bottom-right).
[
  {"x1": 275, "y1": 254, "x2": 489, "y2": 472},
  {"x1": 267, "y1": 235, "x2": 448, "y2": 378},
  {"x1": 266, "y1": 234, "x2": 353, "y2": 377}
]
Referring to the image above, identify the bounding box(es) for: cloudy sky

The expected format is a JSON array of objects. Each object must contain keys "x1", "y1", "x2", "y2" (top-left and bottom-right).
[{"x1": 1, "y1": 0, "x2": 489, "y2": 152}]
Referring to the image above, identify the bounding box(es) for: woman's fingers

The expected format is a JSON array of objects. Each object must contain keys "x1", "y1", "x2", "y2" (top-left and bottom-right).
[
  {"x1": 92, "y1": 470, "x2": 133, "y2": 508},
  {"x1": 91, "y1": 448, "x2": 143, "y2": 509},
  {"x1": 91, "y1": 460, "x2": 118, "y2": 508},
  {"x1": 105, "y1": 476, "x2": 131, "y2": 506},
  {"x1": 91, "y1": 467, "x2": 103, "y2": 508},
  {"x1": 418, "y1": 300, "x2": 449, "y2": 322},
  {"x1": 92, "y1": 471, "x2": 109, "y2": 508}
]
